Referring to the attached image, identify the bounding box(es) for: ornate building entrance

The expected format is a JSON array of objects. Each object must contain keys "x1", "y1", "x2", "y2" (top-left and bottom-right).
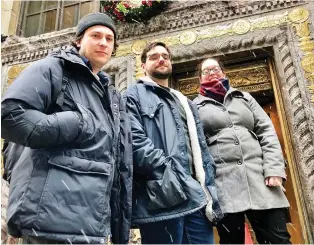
[{"x1": 172, "y1": 50, "x2": 305, "y2": 243}]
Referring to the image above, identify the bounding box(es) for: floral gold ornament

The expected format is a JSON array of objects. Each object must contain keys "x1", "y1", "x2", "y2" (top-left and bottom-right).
[
  {"x1": 179, "y1": 80, "x2": 199, "y2": 95},
  {"x1": 301, "y1": 54, "x2": 314, "y2": 74},
  {"x1": 179, "y1": 31, "x2": 197, "y2": 46},
  {"x1": 299, "y1": 37, "x2": 314, "y2": 53},
  {"x1": 132, "y1": 40, "x2": 147, "y2": 55},
  {"x1": 232, "y1": 19, "x2": 251, "y2": 35},
  {"x1": 288, "y1": 8, "x2": 309, "y2": 23},
  {"x1": 293, "y1": 21, "x2": 310, "y2": 38}
]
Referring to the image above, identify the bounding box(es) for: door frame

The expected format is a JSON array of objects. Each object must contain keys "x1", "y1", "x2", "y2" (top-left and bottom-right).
[{"x1": 268, "y1": 58, "x2": 312, "y2": 243}]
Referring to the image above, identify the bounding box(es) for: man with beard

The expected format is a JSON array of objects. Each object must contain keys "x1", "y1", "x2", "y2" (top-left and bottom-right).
[{"x1": 125, "y1": 42, "x2": 223, "y2": 244}]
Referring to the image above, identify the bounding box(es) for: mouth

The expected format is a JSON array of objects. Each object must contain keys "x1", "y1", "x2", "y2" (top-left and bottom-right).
[{"x1": 95, "y1": 51, "x2": 107, "y2": 56}]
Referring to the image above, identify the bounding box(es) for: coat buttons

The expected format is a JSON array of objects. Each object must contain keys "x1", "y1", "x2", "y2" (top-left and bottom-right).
[
  {"x1": 229, "y1": 124, "x2": 233, "y2": 128},
  {"x1": 237, "y1": 160, "x2": 242, "y2": 165},
  {"x1": 235, "y1": 140, "x2": 239, "y2": 145},
  {"x1": 222, "y1": 108, "x2": 226, "y2": 112}
]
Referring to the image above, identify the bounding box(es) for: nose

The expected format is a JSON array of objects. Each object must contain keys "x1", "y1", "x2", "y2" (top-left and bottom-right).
[
  {"x1": 99, "y1": 38, "x2": 107, "y2": 46},
  {"x1": 158, "y1": 56, "x2": 165, "y2": 64}
]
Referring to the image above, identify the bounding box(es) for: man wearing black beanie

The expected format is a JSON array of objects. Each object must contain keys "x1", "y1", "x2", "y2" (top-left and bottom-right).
[{"x1": 1, "y1": 12, "x2": 133, "y2": 244}]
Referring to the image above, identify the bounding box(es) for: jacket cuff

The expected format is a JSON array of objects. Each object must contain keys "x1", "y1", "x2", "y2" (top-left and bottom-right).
[{"x1": 264, "y1": 169, "x2": 287, "y2": 180}]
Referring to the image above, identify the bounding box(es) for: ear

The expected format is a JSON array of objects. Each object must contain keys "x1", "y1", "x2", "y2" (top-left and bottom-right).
[
  {"x1": 76, "y1": 40, "x2": 81, "y2": 47},
  {"x1": 141, "y1": 63, "x2": 146, "y2": 73}
]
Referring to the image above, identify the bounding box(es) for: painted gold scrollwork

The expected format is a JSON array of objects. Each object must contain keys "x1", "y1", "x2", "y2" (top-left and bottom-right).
[
  {"x1": 232, "y1": 19, "x2": 251, "y2": 35},
  {"x1": 288, "y1": 8, "x2": 309, "y2": 23},
  {"x1": 179, "y1": 80, "x2": 199, "y2": 95},
  {"x1": 131, "y1": 40, "x2": 147, "y2": 55},
  {"x1": 293, "y1": 20, "x2": 310, "y2": 38},
  {"x1": 116, "y1": 44, "x2": 132, "y2": 57},
  {"x1": 7, "y1": 64, "x2": 29, "y2": 85},
  {"x1": 226, "y1": 66, "x2": 271, "y2": 88},
  {"x1": 179, "y1": 31, "x2": 197, "y2": 46},
  {"x1": 301, "y1": 54, "x2": 314, "y2": 74},
  {"x1": 155, "y1": 35, "x2": 181, "y2": 47},
  {"x1": 135, "y1": 55, "x2": 144, "y2": 79},
  {"x1": 299, "y1": 37, "x2": 314, "y2": 54},
  {"x1": 289, "y1": 8, "x2": 314, "y2": 104}
]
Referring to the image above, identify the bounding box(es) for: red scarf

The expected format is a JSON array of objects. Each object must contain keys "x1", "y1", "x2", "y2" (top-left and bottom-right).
[{"x1": 200, "y1": 77, "x2": 230, "y2": 103}]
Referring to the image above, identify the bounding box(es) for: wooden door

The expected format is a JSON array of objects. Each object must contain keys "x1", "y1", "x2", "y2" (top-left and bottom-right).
[{"x1": 262, "y1": 102, "x2": 304, "y2": 244}]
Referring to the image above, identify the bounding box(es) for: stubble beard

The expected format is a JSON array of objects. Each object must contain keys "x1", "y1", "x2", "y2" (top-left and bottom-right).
[{"x1": 151, "y1": 68, "x2": 172, "y2": 80}]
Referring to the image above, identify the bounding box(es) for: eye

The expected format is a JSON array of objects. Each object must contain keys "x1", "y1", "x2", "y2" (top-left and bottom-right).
[
  {"x1": 162, "y1": 54, "x2": 170, "y2": 60},
  {"x1": 149, "y1": 54, "x2": 159, "y2": 61},
  {"x1": 91, "y1": 33, "x2": 99, "y2": 38},
  {"x1": 214, "y1": 67, "x2": 221, "y2": 72},
  {"x1": 106, "y1": 36, "x2": 113, "y2": 42}
]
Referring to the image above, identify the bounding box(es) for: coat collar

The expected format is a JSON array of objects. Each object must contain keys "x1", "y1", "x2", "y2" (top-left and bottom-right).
[
  {"x1": 138, "y1": 76, "x2": 161, "y2": 87},
  {"x1": 50, "y1": 46, "x2": 112, "y2": 86}
]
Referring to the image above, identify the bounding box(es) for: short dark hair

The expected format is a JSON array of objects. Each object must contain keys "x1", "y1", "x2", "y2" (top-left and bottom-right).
[
  {"x1": 70, "y1": 32, "x2": 119, "y2": 55},
  {"x1": 141, "y1": 42, "x2": 172, "y2": 63},
  {"x1": 197, "y1": 58, "x2": 224, "y2": 78}
]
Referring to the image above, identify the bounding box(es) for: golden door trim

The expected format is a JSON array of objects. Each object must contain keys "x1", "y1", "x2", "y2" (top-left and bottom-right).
[{"x1": 268, "y1": 58, "x2": 311, "y2": 243}]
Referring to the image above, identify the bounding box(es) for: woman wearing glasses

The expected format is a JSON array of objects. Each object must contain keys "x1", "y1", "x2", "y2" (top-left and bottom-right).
[{"x1": 193, "y1": 58, "x2": 291, "y2": 244}]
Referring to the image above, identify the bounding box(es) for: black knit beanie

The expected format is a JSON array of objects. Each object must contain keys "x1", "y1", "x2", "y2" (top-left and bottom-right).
[{"x1": 76, "y1": 12, "x2": 117, "y2": 38}]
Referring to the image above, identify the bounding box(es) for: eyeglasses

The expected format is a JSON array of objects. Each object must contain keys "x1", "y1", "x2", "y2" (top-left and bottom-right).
[
  {"x1": 201, "y1": 66, "x2": 222, "y2": 75},
  {"x1": 147, "y1": 53, "x2": 170, "y2": 61}
]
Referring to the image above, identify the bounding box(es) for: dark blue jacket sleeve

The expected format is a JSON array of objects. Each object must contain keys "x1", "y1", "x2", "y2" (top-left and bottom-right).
[{"x1": 1, "y1": 57, "x2": 82, "y2": 148}]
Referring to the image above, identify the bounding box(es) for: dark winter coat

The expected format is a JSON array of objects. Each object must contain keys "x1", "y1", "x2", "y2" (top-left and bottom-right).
[
  {"x1": 194, "y1": 88, "x2": 289, "y2": 213},
  {"x1": 1, "y1": 46, "x2": 133, "y2": 244},
  {"x1": 125, "y1": 78, "x2": 223, "y2": 224}
]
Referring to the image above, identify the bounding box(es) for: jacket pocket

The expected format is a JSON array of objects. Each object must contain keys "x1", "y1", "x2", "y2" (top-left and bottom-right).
[
  {"x1": 146, "y1": 163, "x2": 188, "y2": 211},
  {"x1": 205, "y1": 134, "x2": 221, "y2": 165},
  {"x1": 34, "y1": 155, "x2": 113, "y2": 235}
]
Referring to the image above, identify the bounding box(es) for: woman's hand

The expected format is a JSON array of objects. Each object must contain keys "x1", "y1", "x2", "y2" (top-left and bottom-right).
[{"x1": 265, "y1": 176, "x2": 283, "y2": 186}]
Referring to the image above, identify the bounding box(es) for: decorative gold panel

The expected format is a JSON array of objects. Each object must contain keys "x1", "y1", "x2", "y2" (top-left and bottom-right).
[
  {"x1": 178, "y1": 78, "x2": 199, "y2": 95},
  {"x1": 225, "y1": 65, "x2": 271, "y2": 88}
]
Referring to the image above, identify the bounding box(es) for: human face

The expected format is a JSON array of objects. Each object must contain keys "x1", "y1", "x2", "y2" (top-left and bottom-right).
[
  {"x1": 76, "y1": 25, "x2": 114, "y2": 73},
  {"x1": 141, "y1": 45, "x2": 172, "y2": 80},
  {"x1": 200, "y1": 59, "x2": 225, "y2": 82}
]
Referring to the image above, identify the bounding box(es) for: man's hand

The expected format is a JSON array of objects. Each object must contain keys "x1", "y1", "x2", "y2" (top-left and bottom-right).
[{"x1": 265, "y1": 176, "x2": 283, "y2": 187}]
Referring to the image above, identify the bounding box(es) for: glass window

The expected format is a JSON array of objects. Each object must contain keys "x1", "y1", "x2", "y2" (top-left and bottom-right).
[
  {"x1": 62, "y1": 5, "x2": 79, "y2": 29},
  {"x1": 24, "y1": 14, "x2": 40, "y2": 37},
  {"x1": 21, "y1": 1, "x2": 94, "y2": 37},
  {"x1": 42, "y1": 10, "x2": 57, "y2": 34},
  {"x1": 27, "y1": 1, "x2": 42, "y2": 14},
  {"x1": 80, "y1": 1, "x2": 93, "y2": 19},
  {"x1": 43, "y1": 1, "x2": 58, "y2": 10}
]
